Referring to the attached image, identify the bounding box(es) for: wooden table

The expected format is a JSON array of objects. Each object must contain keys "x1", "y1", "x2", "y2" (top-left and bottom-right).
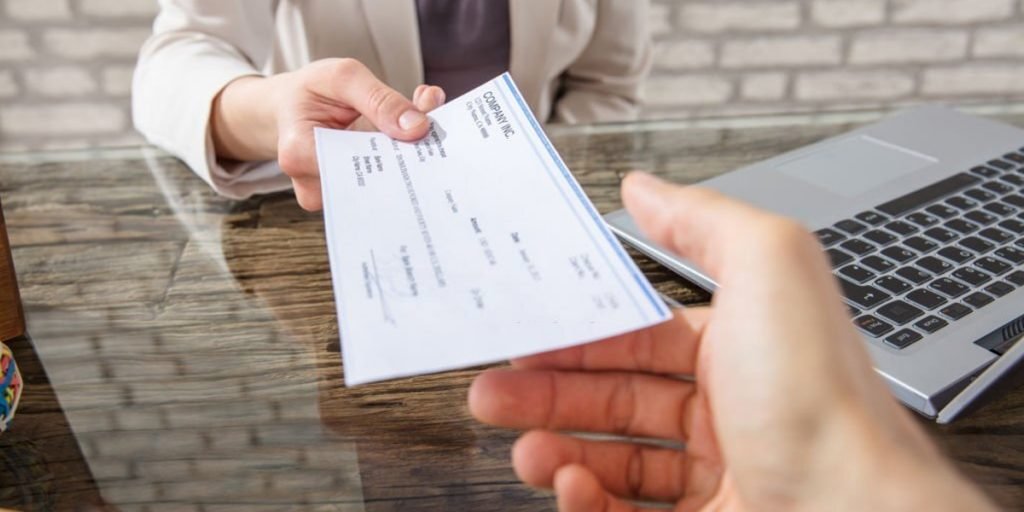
[{"x1": 0, "y1": 113, "x2": 1022, "y2": 511}]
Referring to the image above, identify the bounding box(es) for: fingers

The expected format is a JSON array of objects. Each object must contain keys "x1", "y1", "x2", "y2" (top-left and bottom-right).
[
  {"x1": 554, "y1": 465, "x2": 650, "y2": 512},
  {"x1": 512, "y1": 308, "x2": 708, "y2": 374},
  {"x1": 277, "y1": 118, "x2": 325, "y2": 211},
  {"x1": 316, "y1": 58, "x2": 430, "y2": 140},
  {"x1": 621, "y1": 172, "x2": 828, "y2": 285},
  {"x1": 469, "y1": 369, "x2": 697, "y2": 440},
  {"x1": 292, "y1": 176, "x2": 323, "y2": 211},
  {"x1": 514, "y1": 430, "x2": 688, "y2": 502},
  {"x1": 414, "y1": 85, "x2": 446, "y2": 112}
]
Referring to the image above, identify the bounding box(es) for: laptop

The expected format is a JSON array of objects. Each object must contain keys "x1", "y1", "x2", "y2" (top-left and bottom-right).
[{"x1": 604, "y1": 106, "x2": 1024, "y2": 423}]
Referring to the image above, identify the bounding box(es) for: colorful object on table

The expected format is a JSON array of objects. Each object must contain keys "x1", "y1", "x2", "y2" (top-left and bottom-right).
[{"x1": 0, "y1": 341, "x2": 22, "y2": 432}]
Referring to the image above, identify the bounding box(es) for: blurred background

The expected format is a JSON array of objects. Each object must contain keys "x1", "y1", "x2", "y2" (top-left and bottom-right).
[{"x1": 0, "y1": 0, "x2": 1023, "y2": 151}]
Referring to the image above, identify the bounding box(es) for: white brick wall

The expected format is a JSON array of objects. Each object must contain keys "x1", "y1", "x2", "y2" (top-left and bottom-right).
[
  {"x1": 891, "y1": 0, "x2": 1015, "y2": 25},
  {"x1": 648, "y1": 0, "x2": 1024, "y2": 119},
  {"x1": 812, "y1": 0, "x2": 887, "y2": 28},
  {"x1": 0, "y1": 0, "x2": 152, "y2": 150},
  {"x1": 1, "y1": 0, "x2": 1024, "y2": 151}
]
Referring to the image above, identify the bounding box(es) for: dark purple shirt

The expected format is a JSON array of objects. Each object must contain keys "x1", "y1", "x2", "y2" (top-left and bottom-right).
[{"x1": 416, "y1": 0, "x2": 511, "y2": 99}]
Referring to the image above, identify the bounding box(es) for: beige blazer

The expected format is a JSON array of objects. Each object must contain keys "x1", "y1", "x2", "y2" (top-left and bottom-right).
[{"x1": 133, "y1": 0, "x2": 652, "y2": 199}]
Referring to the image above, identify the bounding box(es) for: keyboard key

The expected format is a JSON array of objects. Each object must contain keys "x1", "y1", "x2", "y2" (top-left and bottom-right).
[
  {"x1": 1018, "y1": 237, "x2": 1024, "y2": 249},
  {"x1": 877, "y1": 173, "x2": 979, "y2": 216},
  {"x1": 914, "y1": 315, "x2": 948, "y2": 334},
  {"x1": 854, "y1": 315, "x2": 895, "y2": 338},
  {"x1": 862, "y1": 255, "x2": 895, "y2": 273},
  {"x1": 989, "y1": 159, "x2": 1015, "y2": 170},
  {"x1": 816, "y1": 228, "x2": 845, "y2": 247},
  {"x1": 906, "y1": 212, "x2": 939, "y2": 227},
  {"x1": 885, "y1": 220, "x2": 918, "y2": 236},
  {"x1": 995, "y1": 246, "x2": 1024, "y2": 264},
  {"x1": 999, "y1": 219, "x2": 1024, "y2": 234},
  {"x1": 940, "y1": 303, "x2": 972, "y2": 320},
  {"x1": 835, "y1": 219, "x2": 868, "y2": 235},
  {"x1": 960, "y1": 236, "x2": 994, "y2": 254},
  {"x1": 863, "y1": 229, "x2": 897, "y2": 246},
  {"x1": 982, "y1": 181, "x2": 1015, "y2": 195},
  {"x1": 839, "y1": 279, "x2": 891, "y2": 309},
  {"x1": 944, "y1": 218, "x2": 979, "y2": 234},
  {"x1": 1000, "y1": 174, "x2": 1024, "y2": 187},
  {"x1": 877, "y1": 300, "x2": 925, "y2": 325},
  {"x1": 979, "y1": 227, "x2": 1014, "y2": 244},
  {"x1": 966, "y1": 188, "x2": 997, "y2": 202},
  {"x1": 985, "y1": 281, "x2": 1016, "y2": 297},
  {"x1": 906, "y1": 288, "x2": 947, "y2": 309},
  {"x1": 827, "y1": 248, "x2": 854, "y2": 268},
  {"x1": 975, "y1": 256, "x2": 1011, "y2": 275},
  {"x1": 971, "y1": 165, "x2": 1002, "y2": 178},
  {"x1": 923, "y1": 227, "x2": 957, "y2": 243},
  {"x1": 965, "y1": 210, "x2": 998, "y2": 226},
  {"x1": 963, "y1": 292, "x2": 995, "y2": 309},
  {"x1": 1005, "y1": 152, "x2": 1024, "y2": 164},
  {"x1": 952, "y1": 267, "x2": 991, "y2": 286},
  {"x1": 839, "y1": 264, "x2": 876, "y2": 283},
  {"x1": 947, "y1": 195, "x2": 979, "y2": 210},
  {"x1": 926, "y1": 204, "x2": 959, "y2": 219},
  {"x1": 930, "y1": 277, "x2": 969, "y2": 298},
  {"x1": 855, "y1": 211, "x2": 888, "y2": 226},
  {"x1": 840, "y1": 239, "x2": 876, "y2": 256},
  {"x1": 1003, "y1": 194, "x2": 1024, "y2": 208},
  {"x1": 1009, "y1": 270, "x2": 1024, "y2": 286},
  {"x1": 875, "y1": 275, "x2": 912, "y2": 294},
  {"x1": 885, "y1": 329, "x2": 923, "y2": 349},
  {"x1": 897, "y1": 267, "x2": 932, "y2": 285},
  {"x1": 917, "y1": 256, "x2": 952, "y2": 275},
  {"x1": 983, "y1": 202, "x2": 1017, "y2": 217},
  {"x1": 905, "y1": 236, "x2": 938, "y2": 253},
  {"x1": 937, "y1": 246, "x2": 973, "y2": 264},
  {"x1": 881, "y1": 246, "x2": 915, "y2": 263}
]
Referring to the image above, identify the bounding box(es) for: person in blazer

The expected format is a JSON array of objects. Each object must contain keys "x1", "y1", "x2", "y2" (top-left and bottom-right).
[{"x1": 133, "y1": 0, "x2": 652, "y2": 210}]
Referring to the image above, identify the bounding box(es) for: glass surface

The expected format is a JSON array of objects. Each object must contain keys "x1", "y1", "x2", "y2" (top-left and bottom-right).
[{"x1": 1, "y1": 111, "x2": 1023, "y2": 510}]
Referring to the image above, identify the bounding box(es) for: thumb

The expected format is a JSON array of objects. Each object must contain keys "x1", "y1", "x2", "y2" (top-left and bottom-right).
[
  {"x1": 621, "y1": 171, "x2": 807, "y2": 283},
  {"x1": 317, "y1": 59, "x2": 430, "y2": 140}
]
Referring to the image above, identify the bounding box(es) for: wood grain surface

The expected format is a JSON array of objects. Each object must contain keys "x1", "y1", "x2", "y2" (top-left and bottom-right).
[
  {"x1": 0, "y1": 116, "x2": 1020, "y2": 511},
  {"x1": 0, "y1": 200, "x2": 24, "y2": 342}
]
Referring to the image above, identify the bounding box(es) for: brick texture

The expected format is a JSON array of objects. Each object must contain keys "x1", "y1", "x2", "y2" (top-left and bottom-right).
[
  {"x1": 1, "y1": 0, "x2": 1024, "y2": 150},
  {"x1": 646, "y1": 0, "x2": 1024, "y2": 119}
]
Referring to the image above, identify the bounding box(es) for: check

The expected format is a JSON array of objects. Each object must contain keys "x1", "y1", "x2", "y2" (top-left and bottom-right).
[{"x1": 316, "y1": 74, "x2": 670, "y2": 385}]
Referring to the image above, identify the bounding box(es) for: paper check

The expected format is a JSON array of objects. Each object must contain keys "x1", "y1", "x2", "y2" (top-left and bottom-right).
[{"x1": 316, "y1": 73, "x2": 671, "y2": 385}]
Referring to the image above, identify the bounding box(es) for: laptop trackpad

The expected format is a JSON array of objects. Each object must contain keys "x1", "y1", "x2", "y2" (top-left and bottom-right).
[{"x1": 777, "y1": 136, "x2": 936, "y2": 197}]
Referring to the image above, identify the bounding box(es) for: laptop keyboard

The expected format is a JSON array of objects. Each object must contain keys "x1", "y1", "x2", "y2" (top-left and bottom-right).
[{"x1": 818, "y1": 149, "x2": 1024, "y2": 350}]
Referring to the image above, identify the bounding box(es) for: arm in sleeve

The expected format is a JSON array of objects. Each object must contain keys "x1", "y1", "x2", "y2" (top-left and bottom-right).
[
  {"x1": 132, "y1": 0, "x2": 292, "y2": 199},
  {"x1": 551, "y1": 0, "x2": 653, "y2": 124}
]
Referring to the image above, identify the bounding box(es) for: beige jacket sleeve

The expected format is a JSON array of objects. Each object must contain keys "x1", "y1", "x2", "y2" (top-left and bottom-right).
[
  {"x1": 132, "y1": 0, "x2": 292, "y2": 199},
  {"x1": 551, "y1": 0, "x2": 653, "y2": 124}
]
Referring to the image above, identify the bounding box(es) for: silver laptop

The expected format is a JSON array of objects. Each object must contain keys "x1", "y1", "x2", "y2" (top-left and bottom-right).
[{"x1": 605, "y1": 106, "x2": 1024, "y2": 423}]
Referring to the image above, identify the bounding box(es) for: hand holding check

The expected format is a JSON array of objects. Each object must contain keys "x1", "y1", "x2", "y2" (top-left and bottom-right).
[{"x1": 470, "y1": 173, "x2": 998, "y2": 512}]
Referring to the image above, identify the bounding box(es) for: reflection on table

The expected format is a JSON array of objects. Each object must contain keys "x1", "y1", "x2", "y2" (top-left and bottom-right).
[{"x1": 0, "y1": 112, "x2": 1021, "y2": 510}]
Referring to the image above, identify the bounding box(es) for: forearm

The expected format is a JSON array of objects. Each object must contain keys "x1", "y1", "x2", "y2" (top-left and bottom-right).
[{"x1": 211, "y1": 75, "x2": 286, "y2": 162}]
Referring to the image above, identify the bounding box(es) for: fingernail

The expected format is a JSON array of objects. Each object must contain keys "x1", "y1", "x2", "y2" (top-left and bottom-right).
[
  {"x1": 432, "y1": 88, "x2": 446, "y2": 106},
  {"x1": 398, "y1": 110, "x2": 427, "y2": 131}
]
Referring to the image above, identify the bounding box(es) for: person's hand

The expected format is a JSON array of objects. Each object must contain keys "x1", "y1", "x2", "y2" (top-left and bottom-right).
[
  {"x1": 469, "y1": 172, "x2": 997, "y2": 512},
  {"x1": 212, "y1": 58, "x2": 446, "y2": 210}
]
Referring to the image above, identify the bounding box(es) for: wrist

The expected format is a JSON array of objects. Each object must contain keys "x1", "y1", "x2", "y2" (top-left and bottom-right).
[
  {"x1": 805, "y1": 402, "x2": 997, "y2": 512},
  {"x1": 211, "y1": 75, "x2": 283, "y2": 162}
]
